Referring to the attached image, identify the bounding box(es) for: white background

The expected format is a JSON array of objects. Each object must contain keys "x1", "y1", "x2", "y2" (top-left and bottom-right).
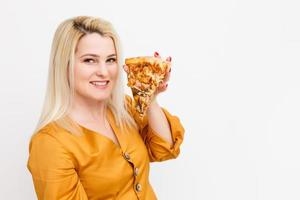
[{"x1": 1, "y1": 0, "x2": 300, "y2": 199}]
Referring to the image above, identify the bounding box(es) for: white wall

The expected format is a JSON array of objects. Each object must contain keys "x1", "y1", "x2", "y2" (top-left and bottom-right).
[{"x1": 1, "y1": 0, "x2": 300, "y2": 199}]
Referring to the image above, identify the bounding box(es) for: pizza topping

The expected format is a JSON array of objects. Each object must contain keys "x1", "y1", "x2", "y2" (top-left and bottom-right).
[{"x1": 125, "y1": 56, "x2": 169, "y2": 117}]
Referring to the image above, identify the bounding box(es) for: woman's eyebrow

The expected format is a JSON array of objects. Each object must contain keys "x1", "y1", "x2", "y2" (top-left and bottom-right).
[
  {"x1": 107, "y1": 54, "x2": 117, "y2": 58},
  {"x1": 80, "y1": 53, "x2": 116, "y2": 58},
  {"x1": 80, "y1": 53, "x2": 100, "y2": 58}
]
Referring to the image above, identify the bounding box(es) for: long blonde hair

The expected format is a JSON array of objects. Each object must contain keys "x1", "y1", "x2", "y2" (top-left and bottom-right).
[{"x1": 33, "y1": 16, "x2": 136, "y2": 136}]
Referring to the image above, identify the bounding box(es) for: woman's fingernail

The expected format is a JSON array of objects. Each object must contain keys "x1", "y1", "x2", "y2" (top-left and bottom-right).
[
  {"x1": 166, "y1": 83, "x2": 168, "y2": 87},
  {"x1": 169, "y1": 56, "x2": 172, "y2": 62},
  {"x1": 169, "y1": 68, "x2": 171, "y2": 72},
  {"x1": 154, "y1": 51, "x2": 159, "y2": 56}
]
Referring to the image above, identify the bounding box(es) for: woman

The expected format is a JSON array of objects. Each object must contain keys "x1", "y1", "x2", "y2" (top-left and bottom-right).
[{"x1": 27, "y1": 16, "x2": 184, "y2": 200}]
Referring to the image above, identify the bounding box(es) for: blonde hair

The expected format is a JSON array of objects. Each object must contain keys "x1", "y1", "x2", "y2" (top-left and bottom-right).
[{"x1": 33, "y1": 16, "x2": 136, "y2": 136}]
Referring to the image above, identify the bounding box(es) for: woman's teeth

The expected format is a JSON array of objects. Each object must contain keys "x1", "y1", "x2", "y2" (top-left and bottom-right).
[{"x1": 90, "y1": 81, "x2": 109, "y2": 86}]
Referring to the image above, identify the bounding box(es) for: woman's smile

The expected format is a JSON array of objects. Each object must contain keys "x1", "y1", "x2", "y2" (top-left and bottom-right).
[{"x1": 90, "y1": 80, "x2": 110, "y2": 89}]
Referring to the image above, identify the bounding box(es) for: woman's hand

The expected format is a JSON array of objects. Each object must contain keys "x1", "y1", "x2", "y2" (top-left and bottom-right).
[{"x1": 153, "y1": 51, "x2": 172, "y2": 98}]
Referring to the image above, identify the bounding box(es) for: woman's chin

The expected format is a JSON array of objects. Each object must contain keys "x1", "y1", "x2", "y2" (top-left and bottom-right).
[{"x1": 91, "y1": 93, "x2": 111, "y2": 102}]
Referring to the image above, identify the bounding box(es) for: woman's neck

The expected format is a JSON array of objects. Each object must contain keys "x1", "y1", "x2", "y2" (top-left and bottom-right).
[{"x1": 68, "y1": 95, "x2": 108, "y2": 124}]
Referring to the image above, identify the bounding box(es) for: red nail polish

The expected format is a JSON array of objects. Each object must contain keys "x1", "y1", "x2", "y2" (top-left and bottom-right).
[
  {"x1": 169, "y1": 56, "x2": 172, "y2": 62},
  {"x1": 166, "y1": 83, "x2": 168, "y2": 87},
  {"x1": 169, "y1": 68, "x2": 171, "y2": 72},
  {"x1": 154, "y1": 51, "x2": 159, "y2": 56}
]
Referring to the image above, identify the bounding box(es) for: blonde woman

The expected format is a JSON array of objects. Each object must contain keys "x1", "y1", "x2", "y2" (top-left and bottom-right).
[{"x1": 27, "y1": 16, "x2": 184, "y2": 200}]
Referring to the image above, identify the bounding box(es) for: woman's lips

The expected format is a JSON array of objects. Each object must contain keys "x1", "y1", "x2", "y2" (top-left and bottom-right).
[{"x1": 90, "y1": 81, "x2": 110, "y2": 88}]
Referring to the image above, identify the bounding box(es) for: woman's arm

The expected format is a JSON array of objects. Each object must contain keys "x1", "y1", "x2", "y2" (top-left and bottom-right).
[
  {"x1": 124, "y1": 52, "x2": 185, "y2": 162},
  {"x1": 147, "y1": 99, "x2": 174, "y2": 146}
]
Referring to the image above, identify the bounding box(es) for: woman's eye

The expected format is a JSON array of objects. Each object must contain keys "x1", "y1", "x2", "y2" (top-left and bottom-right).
[
  {"x1": 107, "y1": 58, "x2": 116, "y2": 63},
  {"x1": 84, "y1": 58, "x2": 96, "y2": 63}
]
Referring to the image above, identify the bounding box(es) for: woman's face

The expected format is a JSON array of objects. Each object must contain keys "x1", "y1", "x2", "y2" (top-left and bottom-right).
[{"x1": 73, "y1": 33, "x2": 118, "y2": 103}]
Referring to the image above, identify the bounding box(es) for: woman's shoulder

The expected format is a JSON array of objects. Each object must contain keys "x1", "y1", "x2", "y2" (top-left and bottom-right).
[
  {"x1": 27, "y1": 123, "x2": 77, "y2": 172},
  {"x1": 29, "y1": 122, "x2": 71, "y2": 147},
  {"x1": 32, "y1": 122, "x2": 63, "y2": 137}
]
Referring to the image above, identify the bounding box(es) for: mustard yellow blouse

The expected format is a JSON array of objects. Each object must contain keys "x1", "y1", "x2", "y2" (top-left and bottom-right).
[{"x1": 27, "y1": 98, "x2": 185, "y2": 200}]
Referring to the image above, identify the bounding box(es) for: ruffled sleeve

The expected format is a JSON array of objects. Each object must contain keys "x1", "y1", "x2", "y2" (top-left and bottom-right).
[
  {"x1": 27, "y1": 131, "x2": 89, "y2": 200},
  {"x1": 125, "y1": 95, "x2": 185, "y2": 162}
]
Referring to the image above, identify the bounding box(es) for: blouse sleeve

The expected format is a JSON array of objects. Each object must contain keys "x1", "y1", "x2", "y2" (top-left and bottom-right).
[
  {"x1": 125, "y1": 95, "x2": 185, "y2": 162},
  {"x1": 27, "y1": 132, "x2": 89, "y2": 200}
]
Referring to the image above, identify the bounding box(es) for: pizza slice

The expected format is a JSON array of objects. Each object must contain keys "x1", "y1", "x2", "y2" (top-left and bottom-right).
[{"x1": 125, "y1": 56, "x2": 169, "y2": 117}]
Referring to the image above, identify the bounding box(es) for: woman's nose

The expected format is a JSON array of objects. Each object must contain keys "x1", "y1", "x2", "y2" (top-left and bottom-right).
[{"x1": 96, "y1": 62, "x2": 109, "y2": 76}]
